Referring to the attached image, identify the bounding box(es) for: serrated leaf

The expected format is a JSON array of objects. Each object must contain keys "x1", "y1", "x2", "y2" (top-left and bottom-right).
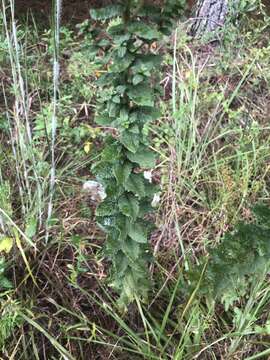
[
  {"x1": 119, "y1": 194, "x2": 139, "y2": 220},
  {"x1": 135, "y1": 107, "x2": 161, "y2": 123},
  {"x1": 132, "y1": 54, "x2": 162, "y2": 74},
  {"x1": 0, "y1": 237, "x2": 13, "y2": 254},
  {"x1": 108, "y1": 24, "x2": 131, "y2": 44},
  {"x1": 113, "y1": 162, "x2": 133, "y2": 184},
  {"x1": 127, "y1": 22, "x2": 161, "y2": 40},
  {"x1": 92, "y1": 163, "x2": 114, "y2": 179},
  {"x1": 96, "y1": 201, "x2": 118, "y2": 217},
  {"x1": 101, "y1": 141, "x2": 122, "y2": 162},
  {"x1": 127, "y1": 148, "x2": 156, "y2": 168},
  {"x1": 110, "y1": 53, "x2": 134, "y2": 73},
  {"x1": 124, "y1": 173, "x2": 145, "y2": 199},
  {"x1": 119, "y1": 131, "x2": 140, "y2": 153},
  {"x1": 127, "y1": 84, "x2": 154, "y2": 107},
  {"x1": 96, "y1": 73, "x2": 116, "y2": 87},
  {"x1": 90, "y1": 5, "x2": 124, "y2": 20},
  {"x1": 121, "y1": 237, "x2": 141, "y2": 260},
  {"x1": 95, "y1": 114, "x2": 112, "y2": 126},
  {"x1": 114, "y1": 251, "x2": 129, "y2": 275},
  {"x1": 128, "y1": 222, "x2": 148, "y2": 243}
]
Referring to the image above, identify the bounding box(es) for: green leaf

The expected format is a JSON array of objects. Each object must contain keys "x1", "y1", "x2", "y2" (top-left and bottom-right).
[
  {"x1": 253, "y1": 204, "x2": 270, "y2": 227},
  {"x1": 133, "y1": 107, "x2": 161, "y2": 123},
  {"x1": 124, "y1": 174, "x2": 145, "y2": 199},
  {"x1": 92, "y1": 161, "x2": 114, "y2": 179},
  {"x1": 96, "y1": 201, "x2": 118, "y2": 217},
  {"x1": 128, "y1": 222, "x2": 148, "y2": 243},
  {"x1": 118, "y1": 46, "x2": 127, "y2": 58},
  {"x1": 119, "y1": 131, "x2": 140, "y2": 153},
  {"x1": 132, "y1": 54, "x2": 162, "y2": 74},
  {"x1": 132, "y1": 74, "x2": 144, "y2": 85},
  {"x1": 113, "y1": 162, "x2": 133, "y2": 185},
  {"x1": 0, "y1": 276, "x2": 13, "y2": 289},
  {"x1": 90, "y1": 5, "x2": 124, "y2": 20},
  {"x1": 96, "y1": 73, "x2": 116, "y2": 87},
  {"x1": 95, "y1": 113, "x2": 112, "y2": 126},
  {"x1": 127, "y1": 22, "x2": 161, "y2": 40},
  {"x1": 101, "y1": 140, "x2": 122, "y2": 162},
  {"x1": 25, "y1": 217, "x2": 37, "y2": 239},
  {"x1": 119, "y1": 194, "x2": 139, "y2": 220},
  {"x1": 114, "y1": 252, "x2": 129, "y2": 276},
  {"x1": 108, "y1": 24, "x2": 131, "y2": 44},
  {"x1": 121, "y1": 237, "x2": 141, "y2": 260},
  {"x1": 110, "y1": 53, "x2": 134, "y2": 73},
  {"x1": 127, "y1": 147, "x2": 156, "y2": 168},
  {"x1": 127, "y1": 84, "x2": 154, "y2": 107}
]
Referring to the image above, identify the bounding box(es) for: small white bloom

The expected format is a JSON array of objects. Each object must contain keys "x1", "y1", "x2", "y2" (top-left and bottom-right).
[
  {"x1": 151, "y1": 193, "x2": 161, "y2": 208},
  {"x1": 83, "y1": 180, "x2": 107, "y2": 201},
  {"x1": 104, "y1": 218, "x2": 112, "y2": 226},
  {"x1": 143, "y1": 170, "x2": 152, "y2": 183}
]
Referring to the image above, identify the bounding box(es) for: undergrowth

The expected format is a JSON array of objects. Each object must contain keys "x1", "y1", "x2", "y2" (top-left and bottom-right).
[{"x1": 0, "y1": 0, "x2": 270, "y2": 359}]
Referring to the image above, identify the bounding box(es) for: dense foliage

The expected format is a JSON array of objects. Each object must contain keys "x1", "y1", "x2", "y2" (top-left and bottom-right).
[
  {"x1": 1, "y1": 1, "x2": 270, "y2": 358},
  {"x1": 189, "y1": 205, "x2": 270, "y2": 309},
  {"x1": 89, "y1": 2, "x2": 167, "y2": 307}
]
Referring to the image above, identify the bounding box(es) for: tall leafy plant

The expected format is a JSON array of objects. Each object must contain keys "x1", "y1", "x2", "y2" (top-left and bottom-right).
[
  {"x1": 187, "y1": 205, "x2": 270, "y2": 310},
  {"x1": 89, "y1": 1, "x2": 178, "y2": 307}
]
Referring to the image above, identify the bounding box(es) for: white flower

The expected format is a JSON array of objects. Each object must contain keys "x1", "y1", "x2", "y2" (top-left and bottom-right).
[
  {"x1": 143, "y1": 170, "x2": 152, "y2": 183},
  {"x1": 151, "y1": 193, "x2": 161, "y2": 208},
  {"x1": 83, "y1": 180, "x2": 107, "y2": 201}
]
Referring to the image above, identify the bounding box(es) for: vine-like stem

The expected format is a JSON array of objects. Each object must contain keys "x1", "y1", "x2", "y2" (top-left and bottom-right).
[{"x1": 90, "y1": 0, "x2": 184, "y2": 309}]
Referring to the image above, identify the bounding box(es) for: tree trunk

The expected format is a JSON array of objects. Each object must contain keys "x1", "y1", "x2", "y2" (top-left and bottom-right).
[{"x1": 190, "y1": 0, "x2": 229, "y2": 36}]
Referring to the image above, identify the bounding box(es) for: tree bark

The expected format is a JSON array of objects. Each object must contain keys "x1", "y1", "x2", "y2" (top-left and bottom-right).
[{"x1": 190, "y1": 0, "x2": 229, "y2": 36}]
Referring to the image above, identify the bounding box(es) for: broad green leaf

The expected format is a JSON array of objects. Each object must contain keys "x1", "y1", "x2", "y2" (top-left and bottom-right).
[
  {"x1": 101, "y1": 141, "x2": 122, "y2": 162},
  {"x1": 127, "y1": 148, "x2": 156, "y2": 168},
  {"x1": 96, "y1": 201, "x2": 118, "y2": 217},
  {"x1": 124, "y1": 174, "x2": 145, "y2": 199},
  {"x1": 118, "y1": 46, "x2": 127, "y2": 58},
  {"x1": 121, "y1": 238, "x2": 140, "y2": 260},
  {"x1": 132, "y1": 54, "x2": 162, "y2": 74},
  {"x1": 90, "y1": 5, "x2": 124, "y2": 20},
  {"x1": 127, "y1": 84, "x2": 154, "y2": 107},
  {"x1": 123, "y1": 273, "x2": 136, "y2": 302},
  {"x1": 132, "y1": 74, "x2": 144, "y2": 85},
  {"x1": 119, "y1": 194, "x2": 139, "y2": 220},
  {"x1": 108, "y1": 24, "x2": 131, "y2": 44},
  {"x1": 132, "y1": 107, "x2": 161, "y2": 124},
  {"x1": 0, "y1": 237, "x2": 13, "y2": 254},
  {"x1": 95, "y1": 114, "x2": 112, "y2": 126},
  {"x1": 119, "y1": 131, "x2": 140, "y2": 153},
  {"x1": 128, "y1": 222, "x2": 148, "y2": 243},
  {"x1": 97, "y1": 73, "x2": 117, "y2": 87},
  {"x1": 115, "y1": 252, "x2": 129, "y2": 275},
  {"x1": 92, "y1": 162, "x2": 114, "y2": 179},
  {"x1": 110, "y1": 53, "x2": 134, "y2": 73},
  {"x1": 127, "y1": 22, "x2": 161, "y2": 40},
  {"x1": 113, "y1": 162, "x2": 133, "y2": 184}
]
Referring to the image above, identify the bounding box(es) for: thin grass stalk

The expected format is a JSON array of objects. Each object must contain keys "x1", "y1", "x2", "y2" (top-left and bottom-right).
[
  {"x1": 46, "y1": 0, "x2": 62, "y2": 242},
  {"x1": 2, "y1": 0, "x2": 44, "y2": 226}
]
